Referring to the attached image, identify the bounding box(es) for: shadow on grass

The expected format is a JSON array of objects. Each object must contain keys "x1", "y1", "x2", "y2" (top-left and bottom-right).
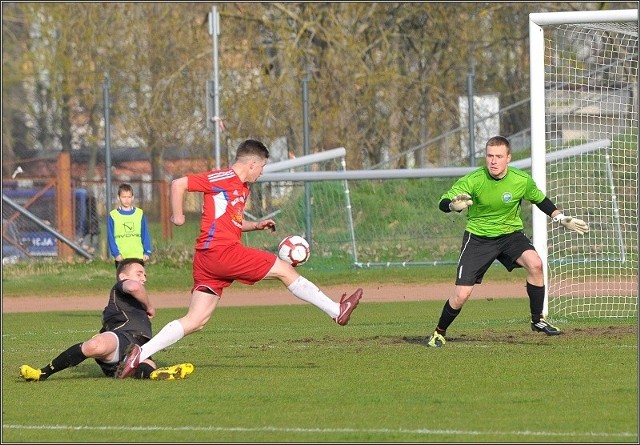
[
  {"x1": 402, "y1": 333, "x2": 556, "y2": 346},
  {"x1": 276, "y1": 325, "x2": 636, "y2": 348},
  {"x1": 403, "y1": 324, "x2": 637, "y2": 346}
]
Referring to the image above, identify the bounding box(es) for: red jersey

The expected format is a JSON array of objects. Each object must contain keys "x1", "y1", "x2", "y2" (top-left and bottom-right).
[{"x1": 187, "y1": 168, "x2": 249, "y2": 250}]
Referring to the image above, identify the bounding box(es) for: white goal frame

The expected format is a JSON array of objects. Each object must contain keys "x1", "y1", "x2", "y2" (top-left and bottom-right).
[{"x1": 529, "y1": 9, "x2": 638, "y2": 318}]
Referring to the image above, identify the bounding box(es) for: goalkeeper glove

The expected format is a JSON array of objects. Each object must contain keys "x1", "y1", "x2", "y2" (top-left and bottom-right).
[
  {"x1": 553, "y1": 213, "x2": 589, "y2": 235},
  {"x1": 449, "y1": 193, "x2": 473, "y2": 212}
]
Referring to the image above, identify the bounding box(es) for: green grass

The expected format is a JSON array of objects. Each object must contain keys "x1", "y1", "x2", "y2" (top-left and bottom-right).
[
  {"x1": 1, "y1": 258, "x2": 527, "y2": 298},
  {"x1": 3, "y1": 299, "x2": 637, "y2": 442}
]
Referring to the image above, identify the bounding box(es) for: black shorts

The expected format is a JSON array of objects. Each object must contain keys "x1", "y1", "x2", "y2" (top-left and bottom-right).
[
  {"x1": 455, "y1": 230, "x2": 536, "y2": 286},
  {"x1": 95, "y1": 330, "x2": 150, "y2": 377}
]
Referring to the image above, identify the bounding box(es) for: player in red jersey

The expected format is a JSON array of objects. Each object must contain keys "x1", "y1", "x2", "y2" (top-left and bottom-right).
[{"x1": 117, "y1": 139, "x2": 362, "y2": 378}]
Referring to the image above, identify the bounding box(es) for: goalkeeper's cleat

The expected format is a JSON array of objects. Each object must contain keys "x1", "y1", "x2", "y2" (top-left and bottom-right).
[
  {"x1": 20, "y1": 365, "x2": 43, "y2": 382},
  {"x1": 426, "y1": 331, "x2": 446, "y2": 347},
  {"x1": 150, "y1": 363, "x2": 195, "y2": 380},
  {"x1": 531, "y1": 319, "x2": 562, "y2": 336},
  {"x1": 116, "y1": 344, "x2": 141, "y2": 379}
]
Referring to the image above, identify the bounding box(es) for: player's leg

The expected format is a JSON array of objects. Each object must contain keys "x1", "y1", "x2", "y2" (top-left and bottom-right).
[
  {"x1": 515, "y1": 249, "x2": 546, "y2": 319},
  {"x1": 517, "y1": 251, "x2": 561, "y2": 335},
  {"x1": 132, "y1": 247, "x2": 227, "y2": 367},
  {"x1": 223, "y1": 243, "x2": 363, "y2": 324},
  {"x1": 20, "y1": 331, "x2": 120, "y2": 382},
  {"x1": 119, "y1": 249, "x2": 225, "y2": 377},
  {"x1": 427, "y1": 231, "x2": 497, "y2": 347},
  {"x1": 98, "y1": 332, "x2": 155, "y2": 378},
  {"x1": 117, "y1": 288, "x2": 220, "y2": 379},
  {"x1": 20, "y1": 342, "x2": 86, "y2": 381},
  {"x1": 81, "y1": 331, "x2": 119, "y2": 361},
  {"x1": 138, "y1": 289, "x2": 221, "y2": 363},
  {"x1": 266, "y1": 255, "x2": 363, "y2": 325},
  {"x1": 267, "y1": 257, "x2": 339, "y2": 316},
  {"x1": 500, "y1": 232, "x2": 560, "y2": 335}
]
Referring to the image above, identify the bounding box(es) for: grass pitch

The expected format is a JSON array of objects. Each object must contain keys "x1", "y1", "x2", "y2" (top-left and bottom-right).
[{"x1": 2, "y1": 299, "x2": 637, "y2": 443}]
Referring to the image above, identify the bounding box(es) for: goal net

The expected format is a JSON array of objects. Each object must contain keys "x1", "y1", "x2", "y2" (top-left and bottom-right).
[
  {"x1": 246, "y1": 148, "x2": 358, "y2": 265},
  {"x1": 529, "y1": 9, "x2": 638, "y2": 318}
]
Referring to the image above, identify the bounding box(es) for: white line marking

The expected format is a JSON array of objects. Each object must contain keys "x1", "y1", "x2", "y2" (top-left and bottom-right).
[{"x1": 3, "y1": 424, "x2": 636, "y2": 439}]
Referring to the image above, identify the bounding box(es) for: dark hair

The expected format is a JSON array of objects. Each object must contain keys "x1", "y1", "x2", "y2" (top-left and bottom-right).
[
  {"x1": 116, "y1": 258, "x2": 145, "y2": 279},
  {"x1": 235, "y1": 139, "x2": 269, "y2": 162},
  {"x1": 117, "y1": 183, "x2": 134, "y2": 196},
  {"x1": 486, "y1": 136, "x2": 511, "y2": 154}
]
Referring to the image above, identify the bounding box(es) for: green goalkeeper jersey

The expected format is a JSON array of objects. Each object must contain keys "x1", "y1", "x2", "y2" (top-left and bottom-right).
[{"x1": 441, "y1": 166, "x2": 546, "y2": 237}]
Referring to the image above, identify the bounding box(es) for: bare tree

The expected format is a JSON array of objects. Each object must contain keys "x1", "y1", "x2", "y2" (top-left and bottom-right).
[
  {"x1": 1, "y1": 3, "x2": 31, "y2": 176},
  {"x1": 4, "y1": 1, "x2": 635, "y2": 179}
]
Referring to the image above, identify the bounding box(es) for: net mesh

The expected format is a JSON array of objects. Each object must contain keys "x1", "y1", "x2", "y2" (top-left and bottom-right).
[{"x1": 544, "y1": 20, "x2": 638, "y2": 318}]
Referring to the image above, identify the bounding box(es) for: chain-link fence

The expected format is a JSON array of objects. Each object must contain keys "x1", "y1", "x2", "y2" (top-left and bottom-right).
[{"x1": 2, "y1": 154, "x2": 171, "y2": 264}]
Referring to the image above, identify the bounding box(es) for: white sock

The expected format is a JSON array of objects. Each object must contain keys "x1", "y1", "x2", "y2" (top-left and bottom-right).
[
  {"x1": 139, "y1": 320, "x2": 185, "y2": 361},
  {"x1": 288, "y1": 276, "x2": 340, "y2": 318}
]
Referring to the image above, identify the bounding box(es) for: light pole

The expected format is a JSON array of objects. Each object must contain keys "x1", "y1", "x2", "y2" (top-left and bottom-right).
[
  {"x1": 467, "y1": 61, "x2": 476, "y2": 166},
  {"x1": 302, "y1": 65, "x2": 312, "y2": 244},
  {"x1": 208, "y1": 6, "x2": 221, "y2": 168},
  {"x1": 103, "y1": 73, "x2": 112, "y2": 212}
]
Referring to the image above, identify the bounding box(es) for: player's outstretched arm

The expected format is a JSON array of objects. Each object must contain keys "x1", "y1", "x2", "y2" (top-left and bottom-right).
[{"x1": 553, "y1": 213, "x2": 589, "y2": 235}]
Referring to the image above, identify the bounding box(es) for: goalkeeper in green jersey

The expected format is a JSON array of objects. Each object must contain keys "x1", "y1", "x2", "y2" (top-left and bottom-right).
[{"x1": 426, "y1": 135, "x2": 589, "y2": 347}]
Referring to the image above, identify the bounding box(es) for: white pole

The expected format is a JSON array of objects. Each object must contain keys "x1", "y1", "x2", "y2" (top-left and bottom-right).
[
  {"x1": 528, "y1": 8, "x2": 638, "y2": 317},
  {"x1": 340, "y1": 157, "x2": 359, "y2": 265},
  {"x1": 605, "y1": 148, "x2": 627, "y2": 263},
  {"x1": 529, "y1": 15, "x2": 549, "y2": 316},
  {"x1": 530, "y1": 9, "x2": 637, "y2": 26}
]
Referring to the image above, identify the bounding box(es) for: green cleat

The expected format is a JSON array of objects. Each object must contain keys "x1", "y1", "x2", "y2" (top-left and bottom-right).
[
  {"x1": 150, "y1": 363, "x2": 194, "y2": 380},
  {"x1": 20, "y1": 365, "x2": 43, "y2": 382},
  {"x1": 426, "y1": 331, "x2": 446, "y2": 348}
]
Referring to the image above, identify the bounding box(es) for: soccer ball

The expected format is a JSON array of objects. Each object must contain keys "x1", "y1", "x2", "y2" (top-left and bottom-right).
[{"x1": 278, "y1": 235, "x2": 310, "y2": 267}]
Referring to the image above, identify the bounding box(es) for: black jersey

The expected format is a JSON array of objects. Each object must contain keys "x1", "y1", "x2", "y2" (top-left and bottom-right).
[{"x1": 100, "y1": 279, "x2": 152, "y2": 340}]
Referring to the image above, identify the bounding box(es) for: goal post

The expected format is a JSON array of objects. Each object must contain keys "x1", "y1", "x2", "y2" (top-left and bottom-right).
[{"x1": 529, "y1": 9, "x2": 638, "y2": 318}]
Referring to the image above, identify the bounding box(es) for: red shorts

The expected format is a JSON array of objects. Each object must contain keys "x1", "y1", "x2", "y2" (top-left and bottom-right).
[{"x1": 192, "y1": 243, "x2": 277, "y2": 296}]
